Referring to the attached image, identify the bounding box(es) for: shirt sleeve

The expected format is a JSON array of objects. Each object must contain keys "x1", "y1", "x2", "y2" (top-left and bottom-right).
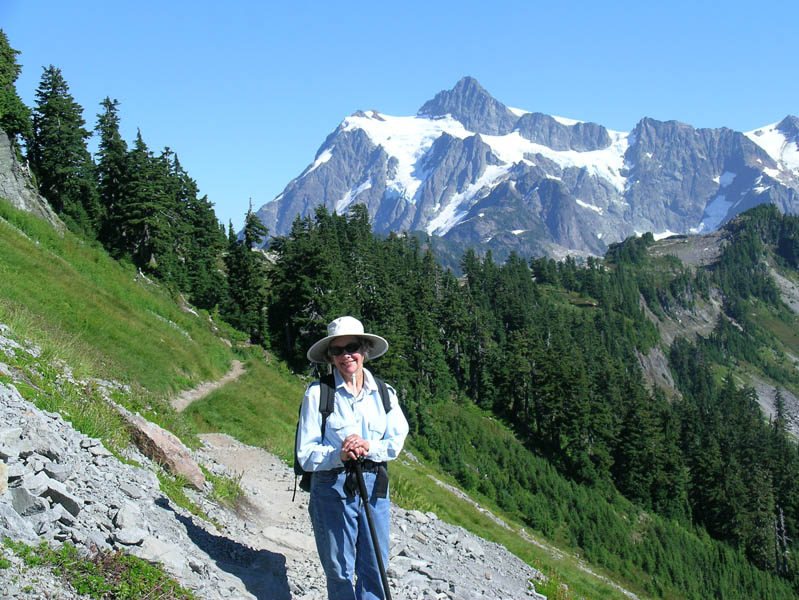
[
  {"x1": 366, "y1": 384, "x2": 409, "y2": 463},
  {"x1": 296, "y1": 383, "x2": 344, "y2": 471}
]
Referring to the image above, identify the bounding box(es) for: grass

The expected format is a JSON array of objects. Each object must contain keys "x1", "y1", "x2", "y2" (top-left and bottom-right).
[
  {"x1": 185, "y1": 350, "x2": 304, "y2": 463},
  {"x1": 186, "y1": 350, "x2": 643, "y2": 600},
  {"x1": 2, "y1": 538, "x2": 195, "y2": 599},
  {"x1": 201, "y1": 466, "x2": 246, "y2": 510},
  {"x1": 0, "y1": 198, "x2": 640, "y2": 599},
  {"x1": 0, "y1": 199, "x2": 233, "y2": 395}
]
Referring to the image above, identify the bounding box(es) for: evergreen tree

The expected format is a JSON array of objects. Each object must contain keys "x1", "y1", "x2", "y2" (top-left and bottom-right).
[
  {"x1": 28, "y1": 65, "x2": 100, "y2": 236},
  {"x1": 268, "y1": 212, "x2": 339, "y2": 363},
  {"x1": 175, "y1": 165, "x2": 226, "y2": 309},
  {"x1": 95, "y1": 97, "x2": 128, "y2": 248},
  {"x1": 115, "y1": 131, "x2": 175, "y2": 269},
  {"x1": 223, "y1": 209, "x2": 268, "y2": 344},
  {"x1": 0, "y1": 29, "x2": 31, "y2": 141}
]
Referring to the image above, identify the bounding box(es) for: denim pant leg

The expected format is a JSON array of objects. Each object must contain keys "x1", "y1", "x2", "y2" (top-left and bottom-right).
[
  {"x1": 309, "y1": 469, "x2": 359, "y2": 600},
  {"x1": 354, "y1": 472, "x2": 391, "y2": 600}
]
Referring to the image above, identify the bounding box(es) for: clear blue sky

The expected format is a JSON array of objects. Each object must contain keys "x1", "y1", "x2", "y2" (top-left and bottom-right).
[{"x1": 3, "y1": 0, "x2": 797, "y2": 231}]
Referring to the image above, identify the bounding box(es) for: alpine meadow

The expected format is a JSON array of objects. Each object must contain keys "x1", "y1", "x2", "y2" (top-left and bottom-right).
[{"x1": 4, "y1": 27, "x2": 799, "y2": 600}]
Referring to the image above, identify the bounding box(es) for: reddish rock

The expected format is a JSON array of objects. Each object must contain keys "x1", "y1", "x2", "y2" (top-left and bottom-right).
[{"x1": 116, "y1": 405, "x2": 205, "y2": 490}]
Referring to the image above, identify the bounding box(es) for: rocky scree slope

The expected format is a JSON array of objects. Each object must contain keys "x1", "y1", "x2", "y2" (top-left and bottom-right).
[{"x1": 0, "y1": 323, "x2": 547, "y2": 600}]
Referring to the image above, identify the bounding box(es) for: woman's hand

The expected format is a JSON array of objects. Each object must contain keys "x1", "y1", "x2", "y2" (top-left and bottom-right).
[{"x1": 340, "y1": 434, "x2": 370, "y2": 462}]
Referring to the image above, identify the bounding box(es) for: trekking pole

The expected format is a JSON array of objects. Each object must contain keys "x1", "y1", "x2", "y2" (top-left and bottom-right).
[{"x1": 352, "y1": 458, "x2": 392, "y2": 600}]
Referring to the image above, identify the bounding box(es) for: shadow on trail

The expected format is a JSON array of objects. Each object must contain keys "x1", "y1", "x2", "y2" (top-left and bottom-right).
[{"x1": 157, "y1": 498, "x2": 291, "y2": 600}]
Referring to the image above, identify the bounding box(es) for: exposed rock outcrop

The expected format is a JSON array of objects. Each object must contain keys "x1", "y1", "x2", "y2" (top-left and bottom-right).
[{"x1": 0, "y1": 128, "x2": 62, "y2": 229}]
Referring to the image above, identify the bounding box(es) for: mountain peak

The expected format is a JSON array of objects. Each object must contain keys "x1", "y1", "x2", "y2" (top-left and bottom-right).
[
  {"x1": 417, "y1": 76, "x2": 519, "y2": 136},
  {"x1": 777, "y1": 115, "x2": 799, "y2": 141}
]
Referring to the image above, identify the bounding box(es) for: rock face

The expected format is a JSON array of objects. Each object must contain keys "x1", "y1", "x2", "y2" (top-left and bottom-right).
[
  {"x1": 253, "y1": 77, "x2": 799, "y2": 264},
  {"x1": 0, "y1": 128, "x2": 62, "y2": 228},
  {"x1": 417, "y1": 76, "x2": 520, "y2": 136}
]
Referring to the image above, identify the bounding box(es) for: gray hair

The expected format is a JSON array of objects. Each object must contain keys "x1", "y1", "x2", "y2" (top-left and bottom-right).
[{"x1": 359, "y1": 337, "x2": 374, "y2": 360}]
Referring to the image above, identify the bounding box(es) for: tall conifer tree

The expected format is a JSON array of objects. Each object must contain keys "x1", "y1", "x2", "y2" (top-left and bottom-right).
[
  {"x1": 223, "y1": 209, "x2": 268, "y2": 343},
  {"x1": 95, "y1": 97, "x2": 128, "y2": 248},
  {"x1": 28, "y1": 65, "x2": 100, "y2": 236},
  {"x1": 116, "y1": 131, "x2": 175, "y2": 269},
  {"x1": 0, "y1": 29, "x2": 31, "y2": 142}
]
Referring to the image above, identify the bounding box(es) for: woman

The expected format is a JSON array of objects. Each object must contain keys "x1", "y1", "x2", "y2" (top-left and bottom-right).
[{"x1": 297, "y1": 316, "x2": 409, "y2": 600}]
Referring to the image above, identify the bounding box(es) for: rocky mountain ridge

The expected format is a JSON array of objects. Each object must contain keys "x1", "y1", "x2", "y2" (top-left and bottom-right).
[
  {"x1": 634, "y1": 225, "x2": 799, "y2": 434},
  {"x1": 254, "y1": 77, "x2": 799, "y2": 261}
]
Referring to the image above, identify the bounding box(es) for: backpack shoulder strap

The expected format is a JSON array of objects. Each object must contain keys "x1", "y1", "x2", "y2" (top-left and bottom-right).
[
  {"x1": 373, "y1": 376, "x2": 392, "y2": 413},
  {"x1": 318, "y1": 373, "x2": 336, "y2": 434}
]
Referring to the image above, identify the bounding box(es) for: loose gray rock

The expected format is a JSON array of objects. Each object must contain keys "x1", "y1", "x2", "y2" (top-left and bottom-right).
[{"x1": 0, "y1": 323, "x2": 552, "y2": 600}]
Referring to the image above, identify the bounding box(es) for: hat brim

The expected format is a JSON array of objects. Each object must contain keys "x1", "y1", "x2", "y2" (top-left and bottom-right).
[{"x1": 307, "y1": 333, "x2": 388, "y2": 363}]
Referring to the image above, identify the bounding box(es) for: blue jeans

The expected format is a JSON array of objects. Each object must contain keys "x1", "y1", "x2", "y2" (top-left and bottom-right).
[{"x1": 309, "y1": 468, "x2": 390, "y2": 600}]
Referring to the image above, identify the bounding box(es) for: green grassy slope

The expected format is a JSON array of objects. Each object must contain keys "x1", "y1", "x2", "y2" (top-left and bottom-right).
[
  {"x1": 0, "y1": 198, "x2": 236, "y2": 395},
  {"x1": 0, "y1": 197, "x2": 641, "y2": 599}
]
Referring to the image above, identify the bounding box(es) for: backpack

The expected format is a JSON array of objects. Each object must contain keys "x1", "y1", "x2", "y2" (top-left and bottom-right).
[{"x1": 293, "y1": 373, "x2": 391, "y2": 498}]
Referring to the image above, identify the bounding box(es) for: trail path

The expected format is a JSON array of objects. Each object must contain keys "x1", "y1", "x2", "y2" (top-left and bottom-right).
[
  {"x1": 165, "y1": 360, "x2": 626, "y2": 599},
  {"x1": 193, "y1": 433, "x2": 549, "y2": 600},
  {"x1": 171, "y1": 360, "x2": 246, "y2": 412},
  {"x1": 195, "y1": 433, "x2": 326, "y2": 599}
]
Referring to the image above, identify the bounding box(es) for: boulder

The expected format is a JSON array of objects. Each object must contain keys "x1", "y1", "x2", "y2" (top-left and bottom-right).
[
  {"x1": 0, "y1": 500, "x2": 39, "y2": 544},
  {"x1": 115, "y1": 405, "x2": 205, "y2": 490}
]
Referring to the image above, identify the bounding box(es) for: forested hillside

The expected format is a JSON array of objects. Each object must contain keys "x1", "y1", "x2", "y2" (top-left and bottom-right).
[
  {"x1": 5, "y1": 26, "x2": 799, "y2": 599},
  {"x1": 265, "y1": 204, "x2": 799, "y2": 598}
]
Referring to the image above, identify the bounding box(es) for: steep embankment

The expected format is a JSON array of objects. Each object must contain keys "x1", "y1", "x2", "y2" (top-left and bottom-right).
[
  {"x1": 1, "y1": 322, "x2": 547, "y2": 600},
  {"x1": 636, "y1": 229, "x2": 799, "y2": 432},
  {"x1": 1, "y1": 195, "x2": 644, "y2": 599}
]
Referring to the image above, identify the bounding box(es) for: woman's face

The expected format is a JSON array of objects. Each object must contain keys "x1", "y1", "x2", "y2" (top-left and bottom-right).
[{"x1": 329, "y1": 335, "x2": 363, "y2": 380}]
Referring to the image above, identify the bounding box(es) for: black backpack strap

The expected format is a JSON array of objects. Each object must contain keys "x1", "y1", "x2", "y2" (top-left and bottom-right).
[
  {"x1": 318, "y1": 373, "x2": 336, "y2": 436},
  {"x1": 373, "y1": 376, "x2": 392, "y2": 413}
]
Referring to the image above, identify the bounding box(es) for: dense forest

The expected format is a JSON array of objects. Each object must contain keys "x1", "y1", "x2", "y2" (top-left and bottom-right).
[
  {"x1": 265, "y1": 205, "x2": 799, "y2": 597},
  {"x1": 5, "y1": 28, "x2": 799, "y2": 599}
]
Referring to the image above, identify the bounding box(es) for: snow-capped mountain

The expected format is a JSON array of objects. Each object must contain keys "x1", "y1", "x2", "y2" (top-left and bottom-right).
[{"x1": 253, "y1": 77, "x2": 799, "y2": 259}]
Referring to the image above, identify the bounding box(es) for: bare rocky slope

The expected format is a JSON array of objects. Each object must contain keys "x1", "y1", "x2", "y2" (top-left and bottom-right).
[
  {"x1": 0, "y1": 130, "x2": 61, "y2": 229},
  {"x1": 636, "y1": 231, "x2": 799, "y2": 433}
]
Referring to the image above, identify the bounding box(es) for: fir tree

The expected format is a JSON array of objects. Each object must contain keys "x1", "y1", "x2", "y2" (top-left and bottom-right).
[
  {"x1": 173, "y1": 159, "x2": 226, "y2": 309},
  {"x1": 0, "y1": 29, "x2": 31, "y2": 142},
  {"x1": 28, "y1": 65, "x2": 100, "y2": 236},
  {"x1": 223, "y1": 209, "x2": 268, "y2": 344},
  {"x1": 95, "y1": 97, "x2": 128, "y2": 248},
  {"x1": 116, "y1": 131, "x2": 176, "y2": 269}
]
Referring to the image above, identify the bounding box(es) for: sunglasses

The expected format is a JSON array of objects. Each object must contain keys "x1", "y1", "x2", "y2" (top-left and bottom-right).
[{"x1": 328, "y1": 341, "x2": 362, "y2": 357}]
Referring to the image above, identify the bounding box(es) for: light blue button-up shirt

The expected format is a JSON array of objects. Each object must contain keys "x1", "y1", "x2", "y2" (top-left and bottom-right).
[{"x1": 296, "y1": 368, "x2": 409, "y2": 472}]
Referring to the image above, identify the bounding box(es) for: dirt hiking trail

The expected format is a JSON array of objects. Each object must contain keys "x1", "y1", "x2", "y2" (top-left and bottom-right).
[{"x1": 171, "y1": 360, "x2": 246, "y2": 412}]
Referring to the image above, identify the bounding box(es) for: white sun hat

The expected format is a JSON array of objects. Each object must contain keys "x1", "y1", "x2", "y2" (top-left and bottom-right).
[{"x1": 306, "y1": 316, "x2": 389, "y2": 363}]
